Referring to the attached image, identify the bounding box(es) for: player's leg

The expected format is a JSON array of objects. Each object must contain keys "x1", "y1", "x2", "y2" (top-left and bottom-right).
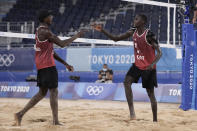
[
  {"x1": 146, "y1": 87, "x2": 157, "y2": 122},
  {"x1": 49, "y1": 88, "x2": 60, "y2": 125},
  {"x1": 14, "y1": 87, "x2": 48, "y2": 126},
  {"x1": 123, "y1": 75, "x2": 136, "y2": 119}
]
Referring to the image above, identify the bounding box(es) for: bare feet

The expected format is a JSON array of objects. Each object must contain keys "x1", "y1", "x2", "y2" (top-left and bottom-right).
[
  {"x1": 14, "y1": 113, "x2": 23, "y2": 126},
  {"x1": 130, "y1": 115, "x2": 136, "y2": 120},
  {"x1": 153, "y1": 119, "x2": 158, "y2": 122},
  {"x1": 53, "y1": 121, "x2": 63, "y2": 125}
]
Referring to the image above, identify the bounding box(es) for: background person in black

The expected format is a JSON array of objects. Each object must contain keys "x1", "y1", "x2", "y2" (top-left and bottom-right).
[
  {"x1": 93, "y1": 14, "x2": 162, "y2": 122},
  {"x1": 96, "y1": 64, "x2": 113, "y2": 83}
]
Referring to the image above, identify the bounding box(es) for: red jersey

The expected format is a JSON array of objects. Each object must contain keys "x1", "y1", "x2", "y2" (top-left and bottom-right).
[
  {"x1": 133, "y1": 29, "x2": 156, "y2": 70},
  {"x1": 35, "y1": 26, "x2": 55, "y2": 70}
]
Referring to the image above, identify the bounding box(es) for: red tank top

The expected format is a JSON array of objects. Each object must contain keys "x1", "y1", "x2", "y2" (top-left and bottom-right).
[
  {"x1": 35, "y1": 26, "x2": 55, "y2": 70},
  {"x1": 133, "y1": 29, "x2": 156, "y2": 70}
]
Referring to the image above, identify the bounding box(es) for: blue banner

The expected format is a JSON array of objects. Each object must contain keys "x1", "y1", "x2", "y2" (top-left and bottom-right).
[
  {"x1": 66, "y1": 48, "x2": 91, "y2": 71},
  {"x1": 0, "y1": 82, "x2": 181, "y2": 103},
  {"x1": 158, "y1": 47, "x2": 181, "y2": 71},
  {"x1": 0, "y1": 49, "x2": 34, "y2": 71},
  {"x1": 0, "y1": 82, "x2": 38, "y2": 98},
  {"x1": 114, "y1": 83, "x2": 150, "y2": 102},
  {"x1": 74, "y1": 83, "x2": 117, "y2": 100},
  {"x1": 90, "y1": 47, "x2": 181, "y2": 71},
  {"x1": 157, "y1": 84, "x2": 181, "y2": 103},
  {"x1": 0, "y1": 48, "x2": 67, "y2": 71},
  {"x1": 54, "y1": 48, "x2": 67, "y2": 71},
  {"x1": 91, "y1": 48, "x2": 134, "y2": 71}
]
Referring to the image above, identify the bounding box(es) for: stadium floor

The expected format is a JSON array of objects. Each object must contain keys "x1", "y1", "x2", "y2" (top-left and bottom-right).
[{"x1": 0, "y1": 98, "x2": 197, "y2": 131}]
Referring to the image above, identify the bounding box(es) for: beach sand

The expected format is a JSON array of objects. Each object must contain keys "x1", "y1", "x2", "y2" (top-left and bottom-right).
[{"x1": 0, "y1": 98, "x2": 196, "y2": 131}]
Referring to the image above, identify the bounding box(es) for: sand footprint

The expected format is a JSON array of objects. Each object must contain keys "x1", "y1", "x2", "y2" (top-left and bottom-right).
[{"x1": 29, "y1": 118, "x2": 47, "y2": 123}]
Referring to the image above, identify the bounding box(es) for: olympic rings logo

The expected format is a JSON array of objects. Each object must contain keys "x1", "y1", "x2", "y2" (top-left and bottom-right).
[
  {"x1": 86, "y1": 86, "x2": 104, "y2": 96},
  {"x1": 0, "y1": 54, "x2": 15, "y2": 67}
]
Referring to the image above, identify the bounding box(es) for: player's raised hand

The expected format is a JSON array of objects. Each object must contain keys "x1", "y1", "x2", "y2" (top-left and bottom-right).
[
  {"x1": 77, "y1": 29, "x2": 88, "y2": 37},
  {"x1": 92, "y1": 24, "x2": 103, "y2": 32},
  {"x1": 66, "y1": 65, "x2": 74, "y2": 72},
  {"x1": 193, "y1": 17, "x2": 197, "y2": 24}
]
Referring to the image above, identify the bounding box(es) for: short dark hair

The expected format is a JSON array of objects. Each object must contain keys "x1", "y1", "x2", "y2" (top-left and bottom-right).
[
  {"x1": 138, "y1": 14, "x2": 147, "y2": 24},
  {"x1": 38, "y1": 10, "x2": 52, "y2": 22}
]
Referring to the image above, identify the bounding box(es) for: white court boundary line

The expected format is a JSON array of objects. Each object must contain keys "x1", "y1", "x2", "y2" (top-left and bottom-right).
[{"x1": 0, "y1": 31, "x2": 177, "y2": 48}]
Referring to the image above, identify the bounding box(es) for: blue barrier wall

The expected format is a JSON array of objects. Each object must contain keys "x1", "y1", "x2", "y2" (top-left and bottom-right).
[
  {"x1": 0, "y1": 71, "x2": 181, "y2": 84},
  {"x1": 0, "y1": 48, "x2": 34, "y2": 71},
  {"x1": 0, "y1": 82, "x2": 181, "y2": 103}
]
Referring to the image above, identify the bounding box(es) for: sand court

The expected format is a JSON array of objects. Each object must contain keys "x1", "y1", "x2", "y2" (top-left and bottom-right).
[{"x1": 0, "y1": 98, "x2": 196, "y2": 131}]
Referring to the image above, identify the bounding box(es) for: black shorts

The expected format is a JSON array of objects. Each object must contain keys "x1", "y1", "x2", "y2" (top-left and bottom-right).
[
  {"x1": 126, "y1": 64, "x2": 158, "y2": 89},
  {"x1": 37, "y1": 66, "x2": 58, "y2": 89}
]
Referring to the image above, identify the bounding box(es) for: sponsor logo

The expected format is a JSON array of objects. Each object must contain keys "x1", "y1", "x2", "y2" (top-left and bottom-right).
[
  {"x1": 0, "y1": 54, "x2": 15, "y2": 67},
  {"x1": 0, "y1": 85, "x2": 30, "y2": 93},
  {"x1": 89, "y1": 55, "x2": 135, "y2": 64},
  {"x1": 136, "y1": 55, "x2": 144, "y2": 60},
  {"x1": 86, "y1": 86, "x2": 104, "y2": 96},
  {"x1": 189, "y1": 54, "x2": 194, "y2": 90},
  {"x1": 169, "y1": 89, "x2": 181, "y2": 96}
]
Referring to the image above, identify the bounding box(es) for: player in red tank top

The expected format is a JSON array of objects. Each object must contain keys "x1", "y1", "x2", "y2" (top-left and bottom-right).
[
  {"x1": 14, "y1": 10, "x2": 86, "y2": 126},
  {"x1": 93, "y1": 14, "x2": 162, "y2": 122},
  {"x1": 35, "y1": 26, "x2": 56, "y2": 70},
  {"x1": 133, "y1": 28, "x2": 156, "y2": 70}
]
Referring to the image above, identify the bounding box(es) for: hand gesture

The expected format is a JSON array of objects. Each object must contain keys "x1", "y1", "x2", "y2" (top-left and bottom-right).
[
  {"x1": 92, "y1": 24, "x2": 103, "y2": 32},
  {"x1": 66, "y1": 65, "x2": 74, "y2": 72},
  {"x1": 146, "y1": 64, "x2": 154, "y2": 70},
  {"x1": 193, "y1": 17, "x2": 197, "y2": 24}
]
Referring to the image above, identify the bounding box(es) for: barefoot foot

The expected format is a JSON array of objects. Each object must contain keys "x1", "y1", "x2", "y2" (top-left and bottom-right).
[
  {"x1": 14, "y1": 113, "x2": 23, "y2": 126},
  {"x1": 130, "y1": 115, "x2": 136, "y2": 120},
  {"x1": 53, "y1": 121, "x2": 63, "y2": 125},
  {"x1": 153, "y1": 120, "x2": 158, "y2": 122}
]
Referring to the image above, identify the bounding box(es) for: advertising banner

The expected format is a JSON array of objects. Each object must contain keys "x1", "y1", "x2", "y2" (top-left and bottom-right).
[{"x1": 0, "y1": 82, "x2": 181, "y2": 103}]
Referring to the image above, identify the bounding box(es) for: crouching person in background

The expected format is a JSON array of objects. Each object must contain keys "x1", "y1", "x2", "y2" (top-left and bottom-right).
[{"x1": 96, "y1": 64, "x2": 113, "y2": 83}]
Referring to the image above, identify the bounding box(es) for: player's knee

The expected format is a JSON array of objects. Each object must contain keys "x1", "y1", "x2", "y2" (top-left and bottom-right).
[
  {"x1": 50, "y1": 88, "x2": 58, "y2": 95},
  {"x1": 124, "y1": 77, "x2": 132, "y2": 87},
  {"x1": 39, "y1": 88, "x2": 48, "y2": 96},
  {"x1": 151, "y1": 99, "x2": 157, "y2": 106},
  {"x1": 147, "y1": 92, "x2": 151, "y2": 97},
  {"x1": 149, "y1": 94, "x2": 157, "y2": 103}
]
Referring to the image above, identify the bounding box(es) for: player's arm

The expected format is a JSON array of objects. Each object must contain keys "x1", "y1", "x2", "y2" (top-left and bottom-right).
[
  {"x1": 146, "y1": 31, "x2": 162, "y2": 70},
  {"x1": 107, "y1": 70, "x2": 113, "y2": 80},
  {"x1": 93, "y1": 24, "x2": 135, "y2": 41},
  {"x1": 53, "y1": 52, "x2": 74, "y2": 72},
  {"x1": 193, "y1": 4, "x2": 197, "y2": 24},
  {"x1": 44, "y1": 29, "x2": 85, "y2": 48},
  {"x1": 98, "y1": 71, "x2": 102, "y2": 80}
]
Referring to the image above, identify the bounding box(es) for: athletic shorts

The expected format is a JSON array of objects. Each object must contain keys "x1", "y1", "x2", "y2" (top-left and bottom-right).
[
  {"x1": 126, "y1": 64, "x2": 158, "y2": 89},
  {"x1": 37, "y1": 66, "x2": 58, "y2": 89}
]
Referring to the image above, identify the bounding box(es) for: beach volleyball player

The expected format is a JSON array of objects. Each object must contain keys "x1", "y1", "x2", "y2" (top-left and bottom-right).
[
  {"x1": 93, "y1": 14, "x2": 162, "y2": 122},
  {"x1": 14, "y1": 10, "x2": 85, "y2": 125}
]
